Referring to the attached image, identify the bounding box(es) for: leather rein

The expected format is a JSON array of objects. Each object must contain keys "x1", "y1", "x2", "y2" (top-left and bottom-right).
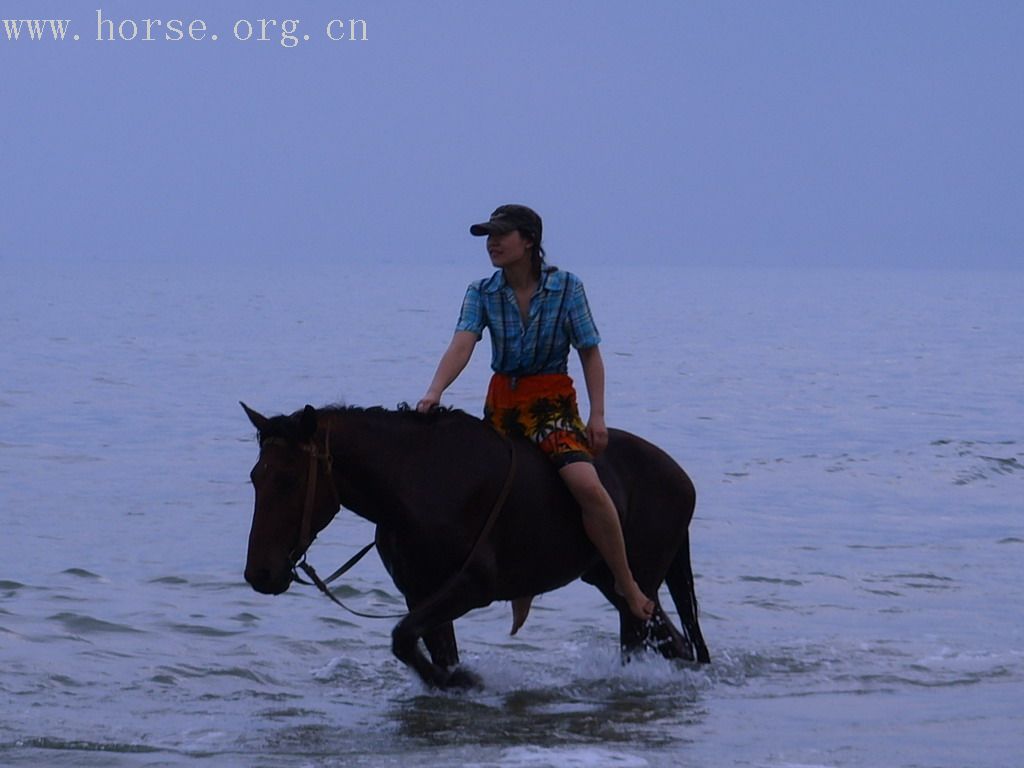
[{"x1": 260, "y1": 426, "x2": 517, "y2": 620}]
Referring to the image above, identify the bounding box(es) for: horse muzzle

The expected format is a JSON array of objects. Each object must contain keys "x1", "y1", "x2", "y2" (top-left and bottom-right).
[{"x1": 244, "y1": 564, "x2": 292, "y2": 595}]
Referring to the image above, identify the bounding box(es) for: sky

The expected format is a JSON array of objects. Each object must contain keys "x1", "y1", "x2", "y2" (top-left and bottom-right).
[{"x1": 1, "y1": 0, "x2": 1021, "y2": 270}]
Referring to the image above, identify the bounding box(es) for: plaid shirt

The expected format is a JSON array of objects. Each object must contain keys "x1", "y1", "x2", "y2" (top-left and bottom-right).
[{"x1": 456, "y1": 266, "x2": 601, "y2": 376}]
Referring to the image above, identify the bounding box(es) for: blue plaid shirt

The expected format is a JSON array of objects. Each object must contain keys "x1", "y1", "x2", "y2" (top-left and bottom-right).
[{"x1": 456, "y1": 266, "x2": 601, "y2": 376}]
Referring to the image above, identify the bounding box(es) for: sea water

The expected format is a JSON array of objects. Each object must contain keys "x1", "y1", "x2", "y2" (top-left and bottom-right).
[{"x1": 1, "y1": 257, "x2": 1021, "y2": 767}]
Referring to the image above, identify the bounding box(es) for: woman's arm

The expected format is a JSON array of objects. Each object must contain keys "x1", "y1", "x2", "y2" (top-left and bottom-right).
[
  {"x1": 577, "y1": 344, "x2": 608, "y2": 455},
  {"x1": 417, "y1": 330, "x2": 479, "y2": 412}
]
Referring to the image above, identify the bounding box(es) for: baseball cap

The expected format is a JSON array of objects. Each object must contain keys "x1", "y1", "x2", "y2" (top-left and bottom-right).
[{"x1": 469, "y1": 204, "x2": 543, "y2": 239}]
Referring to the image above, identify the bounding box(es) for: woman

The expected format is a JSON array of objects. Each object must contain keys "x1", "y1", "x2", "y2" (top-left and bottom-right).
[{"x1": 416, "y1": 204, "x2": 655, "y2": 629}]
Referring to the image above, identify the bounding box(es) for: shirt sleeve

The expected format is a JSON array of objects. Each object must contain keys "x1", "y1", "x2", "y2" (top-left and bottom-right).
[
  {"x1": 567, "y1": 275, "x2": 601, "y2": 349},
  {"x1": 455, "y1": 281, "x2": 486, "y2": 336}
]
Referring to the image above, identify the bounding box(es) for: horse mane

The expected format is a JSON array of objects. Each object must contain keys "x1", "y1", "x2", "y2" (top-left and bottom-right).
[
  {"x1": 254, "y1": 402, "x2": 480, "y2": 443},
  {"x1": 320, "y1": 402, "x2": 475, "y2": 423}
]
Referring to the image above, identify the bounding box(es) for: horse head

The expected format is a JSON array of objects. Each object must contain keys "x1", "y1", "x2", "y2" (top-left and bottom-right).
[{"x1": 241, "y1": 402, "x2": 340, "y2": 595}]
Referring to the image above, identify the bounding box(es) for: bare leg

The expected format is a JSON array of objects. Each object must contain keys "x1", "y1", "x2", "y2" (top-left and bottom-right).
[{"x1": 559, "y1": 462, "x2": 654, "y2": 621}]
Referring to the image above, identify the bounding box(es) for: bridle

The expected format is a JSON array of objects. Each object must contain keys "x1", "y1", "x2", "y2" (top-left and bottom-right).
[
  {"x1": 258, "y1": 429, "x2": 341, "y2": 568},
  {"x1": 259, "y1": 425, "x2": 405, "y2": 618}
]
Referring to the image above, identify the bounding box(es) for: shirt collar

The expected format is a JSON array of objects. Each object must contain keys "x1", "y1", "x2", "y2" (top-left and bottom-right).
[
  {"x1": 540, "y1": 266, "x2": 564, "y2": 291},
  {"x1": 482, "y1": 265, "x2": 561, "y2": 294}
]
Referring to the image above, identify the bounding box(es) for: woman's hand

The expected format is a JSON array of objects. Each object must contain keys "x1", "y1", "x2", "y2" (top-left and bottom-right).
[
  {"x1": 577, "y1": 346, "x2": 608, "y2": 457},
  {"x1": 416, "y1": 391, "x2": 441, "y2": 413},
  {"x1": 586, "y1": 414, "x2": 609, "y2": 456},
  {"x1": 417, "y1": 331, "x2": 478, "y2": 414}
]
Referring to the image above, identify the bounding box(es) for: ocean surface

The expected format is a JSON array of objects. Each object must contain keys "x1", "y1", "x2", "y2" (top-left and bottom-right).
[{"x1": 1, "y1": 258, "x2": 1021, "y2": 767}]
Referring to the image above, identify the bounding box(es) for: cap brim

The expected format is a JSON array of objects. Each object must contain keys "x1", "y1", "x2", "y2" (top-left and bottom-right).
[{"x1": 470, "y1": 221, "x2": 515, "y2": 236}]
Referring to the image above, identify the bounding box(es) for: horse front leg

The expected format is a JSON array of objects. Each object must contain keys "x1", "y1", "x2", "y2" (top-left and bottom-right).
[
  {"x1": 422, "y1": 621, "x2": 459, "y2": 669},
  {"x1": 392, "y1": 618, "x2": 452, "y2": 688},
  {"x1": 391, "y1": 574, "x2": 489, "y2": 689}
]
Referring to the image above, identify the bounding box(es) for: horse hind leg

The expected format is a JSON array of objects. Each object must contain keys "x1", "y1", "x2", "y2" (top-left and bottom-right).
[
  {"x1": 665, "y1": 534, "x2": 711, "y2": 664},
  {"x1": 622, "y1": 598, "x2": 699, "y2": 662},
  {"x1": 583, "y1": 564, "x2": 682, "y2": 661}
]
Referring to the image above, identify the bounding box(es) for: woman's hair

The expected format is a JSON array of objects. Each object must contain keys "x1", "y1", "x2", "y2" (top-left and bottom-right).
[{"x1": 524, "y1": 231, "x2": 546, "y2": 273}]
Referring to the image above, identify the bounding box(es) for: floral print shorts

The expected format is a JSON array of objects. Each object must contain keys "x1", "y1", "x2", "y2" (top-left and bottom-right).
[{"x1": 483, "y1": 373, "x2": 593, "y2": 468}]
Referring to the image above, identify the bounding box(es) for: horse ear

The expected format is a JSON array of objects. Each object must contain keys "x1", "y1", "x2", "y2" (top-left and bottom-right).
[
  {"x1": 299, "y1": 404, "x2": 318, "y2": 440},
  {"x1": 240, "y1": 402, "x2": 271, "y2": 434}
]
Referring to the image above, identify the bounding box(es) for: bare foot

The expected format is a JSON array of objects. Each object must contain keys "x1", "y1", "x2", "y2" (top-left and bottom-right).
[
  {"x1": 616, "y1": 581, "x2": 655, "y2": 621},
  {"x1": 510, "y1": 595, "x2": 533, "y2": 635}
]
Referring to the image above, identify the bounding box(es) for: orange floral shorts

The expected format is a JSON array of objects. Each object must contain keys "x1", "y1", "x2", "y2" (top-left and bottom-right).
[{"x1": 484, "y1": 373, "x2": 593, "y2": 467}]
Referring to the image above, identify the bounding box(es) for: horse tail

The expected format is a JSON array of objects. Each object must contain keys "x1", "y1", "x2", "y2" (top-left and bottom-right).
[{"x1": 665, "y1": 532, "x2": 711, "y2": 664}]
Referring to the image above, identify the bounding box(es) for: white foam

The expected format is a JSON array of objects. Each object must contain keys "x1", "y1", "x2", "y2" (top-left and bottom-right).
[{"x1": 470, "y1": 745, "x2": 649, "y2": 768}]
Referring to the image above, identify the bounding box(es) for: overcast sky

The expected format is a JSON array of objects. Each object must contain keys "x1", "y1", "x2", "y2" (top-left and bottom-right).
[{"x1": 2, "y1": 1, "x2": 1021, "y2": 270}]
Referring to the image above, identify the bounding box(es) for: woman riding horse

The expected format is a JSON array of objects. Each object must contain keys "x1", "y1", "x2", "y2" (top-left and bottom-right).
[{"x1": 417, "y1": 204, "x2": 655, "y2": 627}]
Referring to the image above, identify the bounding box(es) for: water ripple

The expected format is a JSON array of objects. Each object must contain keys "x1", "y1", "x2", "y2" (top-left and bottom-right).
[
  {"x1": 47, "y1": 612, "x2": 144, "y2": 635},
  {"x1": 4, "y1": 737, "x2": 162, "y2": 755},
  {"x1": 163, "y1": 622, "x2": 243, "y2": 637},
  {"x1": 156, "y1": 663, "x2": 275, "y2": 686}
]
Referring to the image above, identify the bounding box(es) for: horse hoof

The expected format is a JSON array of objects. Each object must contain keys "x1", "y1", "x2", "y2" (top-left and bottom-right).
[{"x1": 444, "y1": 666, "x2": 482, "y2": 690}]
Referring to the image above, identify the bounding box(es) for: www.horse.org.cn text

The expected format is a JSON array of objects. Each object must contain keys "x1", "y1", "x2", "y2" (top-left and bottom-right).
[{"x1": 2, "y1": 11, "x2": 369, "y2": 48}]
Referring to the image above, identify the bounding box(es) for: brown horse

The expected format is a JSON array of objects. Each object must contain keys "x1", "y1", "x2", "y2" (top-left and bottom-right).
[{"x1": 242, "y1": 402, "x2": 709, "y2": 689}]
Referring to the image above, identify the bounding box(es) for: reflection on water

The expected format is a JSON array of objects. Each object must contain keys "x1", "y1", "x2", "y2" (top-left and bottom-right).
[{"x1": 391, "y1": 669, "x2": 707, "y2": 750}]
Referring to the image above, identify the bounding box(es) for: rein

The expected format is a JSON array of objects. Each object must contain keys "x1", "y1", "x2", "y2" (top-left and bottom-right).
[
  {"x1": 265, "y1": 426, "x2": 518, "y2": 621},
  {"x1": 263, "y1": 431, "x2": 396, "y2": 618}
]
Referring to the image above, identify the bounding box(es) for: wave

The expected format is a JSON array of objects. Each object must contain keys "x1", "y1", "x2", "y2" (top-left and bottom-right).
[{"x1": 47, "y1": 612, "x2": 144, "y2": 635}]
